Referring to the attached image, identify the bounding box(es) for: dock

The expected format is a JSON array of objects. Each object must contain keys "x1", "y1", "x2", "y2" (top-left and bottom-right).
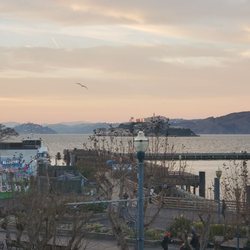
[
  {"x1": 144, "y1": 152, "x2": 250, "y2": 161},
  {"x1": 66, "y1": 149, "x2": 250, "y2": 164}
]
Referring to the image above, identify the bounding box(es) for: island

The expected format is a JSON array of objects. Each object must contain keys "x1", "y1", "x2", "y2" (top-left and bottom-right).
[{"x1": 94, "y1": 115, "x2": 197, "y2": 137}]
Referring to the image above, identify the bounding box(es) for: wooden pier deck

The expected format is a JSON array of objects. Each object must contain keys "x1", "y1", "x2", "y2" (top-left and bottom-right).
[
  {"x1": 67, "y1": 149, "x2": 250, "y2": 163},
  {"x1": 145, "y1": 152, "x2": 250, "y2": 161}
]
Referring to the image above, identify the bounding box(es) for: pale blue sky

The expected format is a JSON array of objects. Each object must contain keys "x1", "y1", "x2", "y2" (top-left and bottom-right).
[{"x1": 0, "y1": 0, "x2": 250, "y2": 123}]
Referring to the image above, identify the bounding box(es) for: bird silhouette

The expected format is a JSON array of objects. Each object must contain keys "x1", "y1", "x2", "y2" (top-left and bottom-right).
[{"x1": 75, "y1": 83, "x2": 88, "y2": 89}]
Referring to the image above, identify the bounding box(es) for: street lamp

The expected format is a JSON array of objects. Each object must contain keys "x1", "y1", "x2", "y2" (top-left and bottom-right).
[
  {"x1": 134, "y1": 131, "x2": 149, "y2": 250},
  {"x1": 215, "y1": 168, "x2": 222, "y2": 223}
]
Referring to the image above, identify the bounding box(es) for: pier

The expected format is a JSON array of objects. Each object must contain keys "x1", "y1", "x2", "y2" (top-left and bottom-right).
[
  {"x1": 65, "y1": 149, "x2": 250, "y2": 200},
  {"x1": 66, "y1": 149, "x2": 250, "y2": 164},
  {"x1": 144, "y1": 152, "x2": 250, "y2": 161}
]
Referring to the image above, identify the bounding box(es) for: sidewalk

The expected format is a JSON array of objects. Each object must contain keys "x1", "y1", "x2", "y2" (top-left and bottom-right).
[
  {"x1": 0, "y1": 231, "x2": 180, "y2": 250},
  {"x1": 85, "y1": 238, "x2": 180, "y2": 250}
]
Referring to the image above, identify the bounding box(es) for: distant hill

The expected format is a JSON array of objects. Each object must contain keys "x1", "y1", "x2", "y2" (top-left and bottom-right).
[
  {"x1": 5, "y1": 111, "x2": 250, "y2": 135},
  {"x1": 14, "y1": 123, "x2": 57, "y2": 134},
  {"x1": 170, "y1": 111, "x2": 250, "y2": 134},
  {"x1": 2, "y1": 122, "x2": 20, "y2": 128},
  {"x1": 47, "y1": 123, "x2": 113, "y2": 134}
]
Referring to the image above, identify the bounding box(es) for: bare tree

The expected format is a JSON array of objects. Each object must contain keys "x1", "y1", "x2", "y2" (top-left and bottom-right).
[
  {"x1": 0, "y1": 124, "x2": 18, "y2": 141},
  {"x1": 198, "y1": 213, "x2": 212, "y2": 250},
  {"x1": 0, "y1": 180, "x2": 91, "y2": 249},
  {"x1": 75, "y1": 122, "x2": 180, "y2": 250},
  {"x1": 221, "y1": 160, "x2": 250, "y2": 241}
]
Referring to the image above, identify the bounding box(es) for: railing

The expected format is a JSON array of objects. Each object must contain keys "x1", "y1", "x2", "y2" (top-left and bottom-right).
[
  {"x1": 221, "y1": 200, "x2": 250, "y2": 214},
  {"x1": 151, "y1": 195, "x2": 250, "y2": 214},
  {"x1": 145, "y1": 152, "x2": 250, "y2": 161},
  {"x1": 151, "y1": 195, "x2": 217, "y2": 211},
  {"x1": 69, "y1": 149, "x2": 250, "y2": 166},
  {"x1": 149, "y1": 169, "x2": 200, "y2": 186}
]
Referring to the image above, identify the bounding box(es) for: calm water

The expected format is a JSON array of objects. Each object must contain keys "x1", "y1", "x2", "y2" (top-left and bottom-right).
[
  {"x1": 39, "y1": 134, "x2": 250, "y2": 155},
  {"x1": 38, "y1": 134, "x2": 250, "y2": 197}
]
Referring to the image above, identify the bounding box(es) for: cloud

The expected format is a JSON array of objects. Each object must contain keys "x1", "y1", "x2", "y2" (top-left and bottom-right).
[
  {"x1": 154, "y1": 56, "x2": 229, "y2": 68},
  {"x1": 1, "y1": 0, "x2": 250, "y2": 48},
  {"x1": 240, "y1": 50, "x2": 250, "y2": 57},
  {"x1": 2, "y1": 1, "x2": 250, "y2": 25},
  {"x1": 1, "y1": 1, "x2": 250, "y2": 122},
  {"x1": 1, "y1": 44, "x2": 250, "y2": 100},
  {"x1": 0, "y1": 44, "x2": 240, "y2": 75}
]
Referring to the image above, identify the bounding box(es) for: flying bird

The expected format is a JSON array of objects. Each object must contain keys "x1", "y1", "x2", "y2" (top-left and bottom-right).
[{"x1": 75, "y1": 83, "x2": 88, "y2": 89}]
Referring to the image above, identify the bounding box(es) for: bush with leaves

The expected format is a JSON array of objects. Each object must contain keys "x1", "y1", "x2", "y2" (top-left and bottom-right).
[
  {"x1": 145, "y1": 228, "x2": 165, "y2": 240},
  {"x1": 84, "y1": 203, "x2": 108, "y2": 213},
  {"x1": 169, "y1": 215, "x2": 192, "y2": 238}
]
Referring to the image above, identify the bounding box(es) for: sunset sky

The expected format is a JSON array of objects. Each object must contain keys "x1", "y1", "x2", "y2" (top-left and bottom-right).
[{"x1": 1, "y1": 0, "x2": 250, "y2": 124}]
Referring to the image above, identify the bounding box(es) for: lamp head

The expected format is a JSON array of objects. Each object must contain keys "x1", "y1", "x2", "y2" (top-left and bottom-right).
[
  {"x1": 134, "y1": 131, "x2": 149, "y2": 153},
  {"x1": 216, "y1": 168, "x2": 222, "y2": 179}
]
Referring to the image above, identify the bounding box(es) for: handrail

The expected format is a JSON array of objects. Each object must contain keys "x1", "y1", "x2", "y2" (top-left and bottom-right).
[{"x1": 151, "y1": 196, "x2": 250, "y2": 213}]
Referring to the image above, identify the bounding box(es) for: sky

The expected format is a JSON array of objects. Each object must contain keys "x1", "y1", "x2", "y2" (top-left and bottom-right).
[{"x1": 0, "y1": 0, "x2": 250, "y2": 124}]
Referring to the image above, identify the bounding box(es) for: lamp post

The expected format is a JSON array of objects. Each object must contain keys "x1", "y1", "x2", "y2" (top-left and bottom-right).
[
  {"x1": 215, "y1": 168, "x2": 222, "y2": 224},
  {"x1": 134, "y1": 131, "x2": 149, "y2": 250}
]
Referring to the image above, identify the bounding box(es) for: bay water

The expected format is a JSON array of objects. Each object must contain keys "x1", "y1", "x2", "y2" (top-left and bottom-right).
[{"x1": 38, "y1": 134, "x2": 250, "y2": 198}]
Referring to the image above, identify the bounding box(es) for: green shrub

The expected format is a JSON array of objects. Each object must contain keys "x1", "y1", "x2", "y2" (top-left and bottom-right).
[
  {"x1": 192, "y1": 221, "x2": 204, "y2": 235},
  {"x1": 245, "y1": 240, "x2": 250, "y2": 249},
  {"x1": 169, "y1": 215, "x2": 192, "y2": 238},
  {"x1": 223, "y1": 225, "x2": 235, "y2": 240},
  {"x1": 209, "y1": 224, "x2": 247, "y2": 241},
  {"x1": 84, "y1": 203, "x2": 108, "y2": 213},
  {"x1": 120, "y1": 223, "x2": 134, "y2": 238},
  {"x1": 238, "y1": 226, "x2": 247, "y2": 238},
  {"x1": 86, "y1": 223, "x2": 113, "y2": 234},
  {"x1": 100, "y1": 227, "x2": 112, "y2": 234},
  {"x1": 86, "y1": 223, "x2": 102, "y2": 232},
  {"x1": 145, "y1": 228, "x2": 165, "y2": 240},
  {"x1": 209, "y1": 224, "x2": 224, "y2": 239}
]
